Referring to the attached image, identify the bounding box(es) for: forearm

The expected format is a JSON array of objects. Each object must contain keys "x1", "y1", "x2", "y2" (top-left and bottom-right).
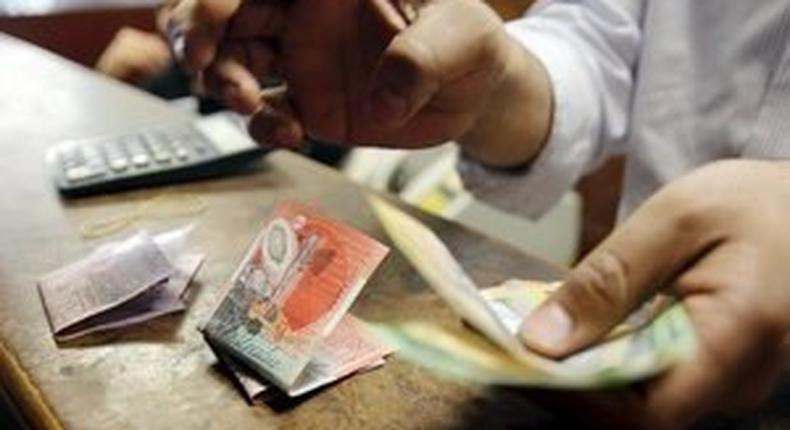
[{"x1": 458, "y1": 34, "x2": 553, "y2": 168}]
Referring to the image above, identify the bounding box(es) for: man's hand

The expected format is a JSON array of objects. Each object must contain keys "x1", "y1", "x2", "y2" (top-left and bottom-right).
[
  {"x1": 160, "y1": 0, "x2": 553, "y2": 167},
  {"x1": 96, "y1": 28, "x2": 172, "y2": 84},
  {"x1": 520, "y1": 160, "x2": 790, "y2": 429}
]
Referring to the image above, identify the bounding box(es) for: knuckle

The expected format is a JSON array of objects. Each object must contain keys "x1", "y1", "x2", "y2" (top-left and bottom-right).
[
  {"x1": 665, "y1": 191, "x2": 710, "y2": 236},
  {"x1": 568, "y1": 249, "x2": 631, "y2": 308},
  {"x1": 388, "y1": 34, "x2": 439, "y2": 89},
  {"x1": 656, "y1": 163, "x2": 747, "y2": 238}
]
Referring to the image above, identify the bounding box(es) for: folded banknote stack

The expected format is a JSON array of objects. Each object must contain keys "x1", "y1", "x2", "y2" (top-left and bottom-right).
[
  {"x1": 369, "y1": 197, "x2": 696, "y2": 389},
  {"x1": 202, "y1": 202, "x2": 392, "y2": 402},
  {"x1": 38, "y1": 228, "x2": 204, "y2": 341}
]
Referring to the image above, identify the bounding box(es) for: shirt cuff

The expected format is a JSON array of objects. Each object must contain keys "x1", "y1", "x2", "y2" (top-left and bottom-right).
[{"x1": 457, "y1": 19, "x2": 600, "y2": 220}]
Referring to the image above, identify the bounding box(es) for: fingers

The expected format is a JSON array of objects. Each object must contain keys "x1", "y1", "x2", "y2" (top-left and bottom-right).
[
  {"x1": 365, "y1": 0, "x2": 505, "y2": 128},
  {"x1": 640, "y1": 310, "x2": 781, "y2": 429},
  {"x1": 204, "y1": 48, "x2": 262, "y2": 114},
  {"x1": 520, "y1": 193, "x2": 724, "y2": 357},
  {"x1": 636, "y1": 241, "x2": 786, "y2": 429},
  {"x1": 366, "y1": 32, "x2": 440, "y2": 128},
  {"x1": 166, "y1": 0, "x2": 242, "y2": 71},
  {"x1": 203, "y1": 41, "x2": 277, "y2": 112},
  {"x1": 163, "y1": 0, "x2": 283, "y2": 72},
  {"x1": 249, "y1": 87, "x2": 304, "y2": 148},
  {"x1": 96, "y1": 28, "x2": 172, "y2": 84}
]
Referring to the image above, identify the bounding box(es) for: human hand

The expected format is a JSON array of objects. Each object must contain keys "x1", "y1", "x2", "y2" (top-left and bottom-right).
[
  {"x1": 157, "y1": 0, "x2": 285, "y2": 113},
  {"x1": 95, "y1": 27, "x2": 172, "y2": 84},
  {"x1": 520, "y1": 160, "x2": 790, "y2": 429},
  {"x1": 160, "y1": 0, "x2": 551, "y2": 165}
]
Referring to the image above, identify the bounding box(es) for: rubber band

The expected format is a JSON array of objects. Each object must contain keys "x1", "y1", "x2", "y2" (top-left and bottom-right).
[{"x1": 80, "y1": 193, "x2": 207, "y2": 239}]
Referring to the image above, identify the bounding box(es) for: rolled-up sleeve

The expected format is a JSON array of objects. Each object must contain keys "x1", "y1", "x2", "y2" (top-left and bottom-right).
[{"x1": 459, "y1": 0, "x2": 643, "y2": 219}]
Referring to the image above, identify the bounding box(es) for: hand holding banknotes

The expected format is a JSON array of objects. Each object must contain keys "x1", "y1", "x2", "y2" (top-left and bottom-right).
[
  {"x1": 159, "y1": 0, "x2": 552, "y2": 166},
  {"x1": 520, "y1": 160, "x2": 790, "y2": 429}
]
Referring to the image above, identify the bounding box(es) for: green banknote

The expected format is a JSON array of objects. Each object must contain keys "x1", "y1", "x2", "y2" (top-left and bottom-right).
[{"x1": 368, "y1": 196, "x2": 695, "y2": 388}]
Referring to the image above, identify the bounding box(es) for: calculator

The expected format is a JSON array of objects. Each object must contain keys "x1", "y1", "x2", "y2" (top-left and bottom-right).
[{"x1": 46, "y1": 113, "x2": 267, "y2": 196}]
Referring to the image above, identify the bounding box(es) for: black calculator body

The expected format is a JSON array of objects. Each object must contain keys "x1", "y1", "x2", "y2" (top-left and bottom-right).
[{"x1": 46, "y1": 113, "x2": 266, "y2": 197}]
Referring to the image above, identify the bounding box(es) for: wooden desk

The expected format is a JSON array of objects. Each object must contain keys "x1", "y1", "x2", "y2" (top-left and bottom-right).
[{"x1": 1, "y1": 34, "x2": 788, "y2": 430}]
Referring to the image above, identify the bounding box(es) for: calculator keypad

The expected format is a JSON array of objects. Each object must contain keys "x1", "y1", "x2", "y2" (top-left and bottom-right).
[
  {"x1": 57, "y1": 126, "x2": 216, "y2": 184},
  {"x1": 48, "y1": 114, "x2": 263, "y2": 195}
]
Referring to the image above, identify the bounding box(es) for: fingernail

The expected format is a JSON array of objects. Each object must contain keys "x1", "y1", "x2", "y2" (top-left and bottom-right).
[
  {"x1": 166, "y1": 19, "x2": 187, "y2": 62},
  {"x1": 521, "y1": 302, "x2": 573, "y2": 349},
  {"x1": 368, "y1": 86, "x2": 408, "y2": 125}
]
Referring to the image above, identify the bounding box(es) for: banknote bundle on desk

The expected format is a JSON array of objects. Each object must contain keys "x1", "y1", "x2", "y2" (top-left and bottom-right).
[
  {"x1": 202, "y1": 202, "x2": 392, "y2": 401},
  {"x1": 368, "y1": 197, "x2": 696, "y2": 389},
  {"x1": 38, "y1": 228, "x2": 205, "y2": 341}
]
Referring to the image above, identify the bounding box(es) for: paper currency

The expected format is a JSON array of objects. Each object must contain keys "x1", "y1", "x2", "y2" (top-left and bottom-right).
[
  {"x1": 38, "y1": 230, "x2": 205, "y2": 341},
  {"x1": 368, "y1": 196, "x2": 696, "y2": 388},
  {"x1": 202, "y1": 202, "x2": 390, "y2": 394},
  {"x1": 211, "y1": 314, "x2": 393, "y2": 402},
  {"x1": 56, "y1": 254, "x2": 204, "y2": 341},
  {"x1": 483, "y1": 280, "x2": 674, "y2": 342}
]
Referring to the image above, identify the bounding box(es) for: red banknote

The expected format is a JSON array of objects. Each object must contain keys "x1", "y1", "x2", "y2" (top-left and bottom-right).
[{"x1": 203, "y1": 202, "x2": 389, "y2": 392}]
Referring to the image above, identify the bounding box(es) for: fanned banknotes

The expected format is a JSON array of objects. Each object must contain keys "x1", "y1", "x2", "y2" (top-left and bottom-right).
[
  {"x1": 203, "y1": 202, "x2": 390, "y2": 396},
  {"x1": 368, "y1": 196, "x2": 695, "y2": 388}
]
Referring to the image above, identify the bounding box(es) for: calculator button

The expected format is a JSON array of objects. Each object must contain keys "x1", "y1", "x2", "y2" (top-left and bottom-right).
[
  {"x1": 109, "y1": 158, "x2": 129, "y2": 172},
  {"x1": 65, "y1": 166, "x2": 88, "y2": 181},
  {"x1": 188, "y1": 137, "x2": 209, "y2": 154},
  {"x1": 145, "y1": 141, "x2": 162, "y2": 154},
  {"x1": 124, "y1": 136, "x2": 150, "y2": 154},
  {"x1": 132, "y1": 153, "x2": 150, "y2": 167},
  {"x1": 175, "y1": 147, "x2": 189, "y2": 161},
  {"x1": 123, "y1": 136, "x2": 145, "y2": 151},
  {"x1": 65, "y1": 166, "x2": 106, "y2": 182},
  {"x1": 61, "y1": 148, "x2": 85, "y2": 166},
  {"x1": 82, "y1": 146, "x2": 102, "y2": 164},
  {"x1": 153, "y1": 150, "x2": 171, "y2": 163},
  {"x1": 61, "y1": 155, "x2": 81, "y2": 168}
]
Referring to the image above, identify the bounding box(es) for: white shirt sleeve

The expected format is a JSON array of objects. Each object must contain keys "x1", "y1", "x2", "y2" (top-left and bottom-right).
[{"x1": 458, "y1": 0, "x2": 644, "y2": 219}]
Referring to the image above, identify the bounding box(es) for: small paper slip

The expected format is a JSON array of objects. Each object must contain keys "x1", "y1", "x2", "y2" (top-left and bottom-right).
[
  {"x1": 202, "y1": 201, "x2": 390, "y2": 397},
  {"x1": 38, "y1": 232, "x2": 204, "y2": 341}
]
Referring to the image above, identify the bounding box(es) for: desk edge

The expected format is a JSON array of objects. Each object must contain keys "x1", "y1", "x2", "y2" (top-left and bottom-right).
[{"x1": 0, "y1": 340, "x2": 63, "y2": 430}]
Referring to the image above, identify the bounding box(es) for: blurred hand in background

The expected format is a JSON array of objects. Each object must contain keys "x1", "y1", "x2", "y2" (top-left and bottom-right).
[
  {"x1": 159, "y1": 0, "x2": 551, "y2": 166},
  {"x1": 96, "y1": 27, "x2": 172, "y2": 85}
]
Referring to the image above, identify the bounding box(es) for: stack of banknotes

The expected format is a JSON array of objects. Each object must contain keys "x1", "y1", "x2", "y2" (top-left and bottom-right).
[
  {"x1": 202, "y1": 202, "x2": 392, "y2": 402},
  {"x1": 38, "y1": 228, "x2": 205, "y2": 341},
  {"x1": 368, "y1": 197, "x2": 696, "y2": 388}
]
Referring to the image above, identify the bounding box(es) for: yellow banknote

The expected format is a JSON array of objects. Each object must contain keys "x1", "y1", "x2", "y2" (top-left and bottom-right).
[{"x1": 368, "y1": 196, "x2": 695, "y2": 388}]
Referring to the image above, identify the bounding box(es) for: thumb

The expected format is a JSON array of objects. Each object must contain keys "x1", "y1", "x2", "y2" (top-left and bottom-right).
[
  {"x1": 248, "y1": 86, "x2": 304, "y2": 149},
  {"x1": 365, "y1": 0, "x2": 504, "y2": 128},
  {"x1": 519, "y1": 197, "x2": 719, "y2": 357}
]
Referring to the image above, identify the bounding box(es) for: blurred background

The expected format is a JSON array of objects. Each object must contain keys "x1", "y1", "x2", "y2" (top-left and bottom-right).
[{"x1": 0, "y1": 1, "x2": 623, "y2": 427}]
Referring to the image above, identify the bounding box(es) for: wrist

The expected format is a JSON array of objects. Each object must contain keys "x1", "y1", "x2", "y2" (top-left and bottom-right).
[{"x1": 458, "y1": 30, "x2": 553, "y2": 168}]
